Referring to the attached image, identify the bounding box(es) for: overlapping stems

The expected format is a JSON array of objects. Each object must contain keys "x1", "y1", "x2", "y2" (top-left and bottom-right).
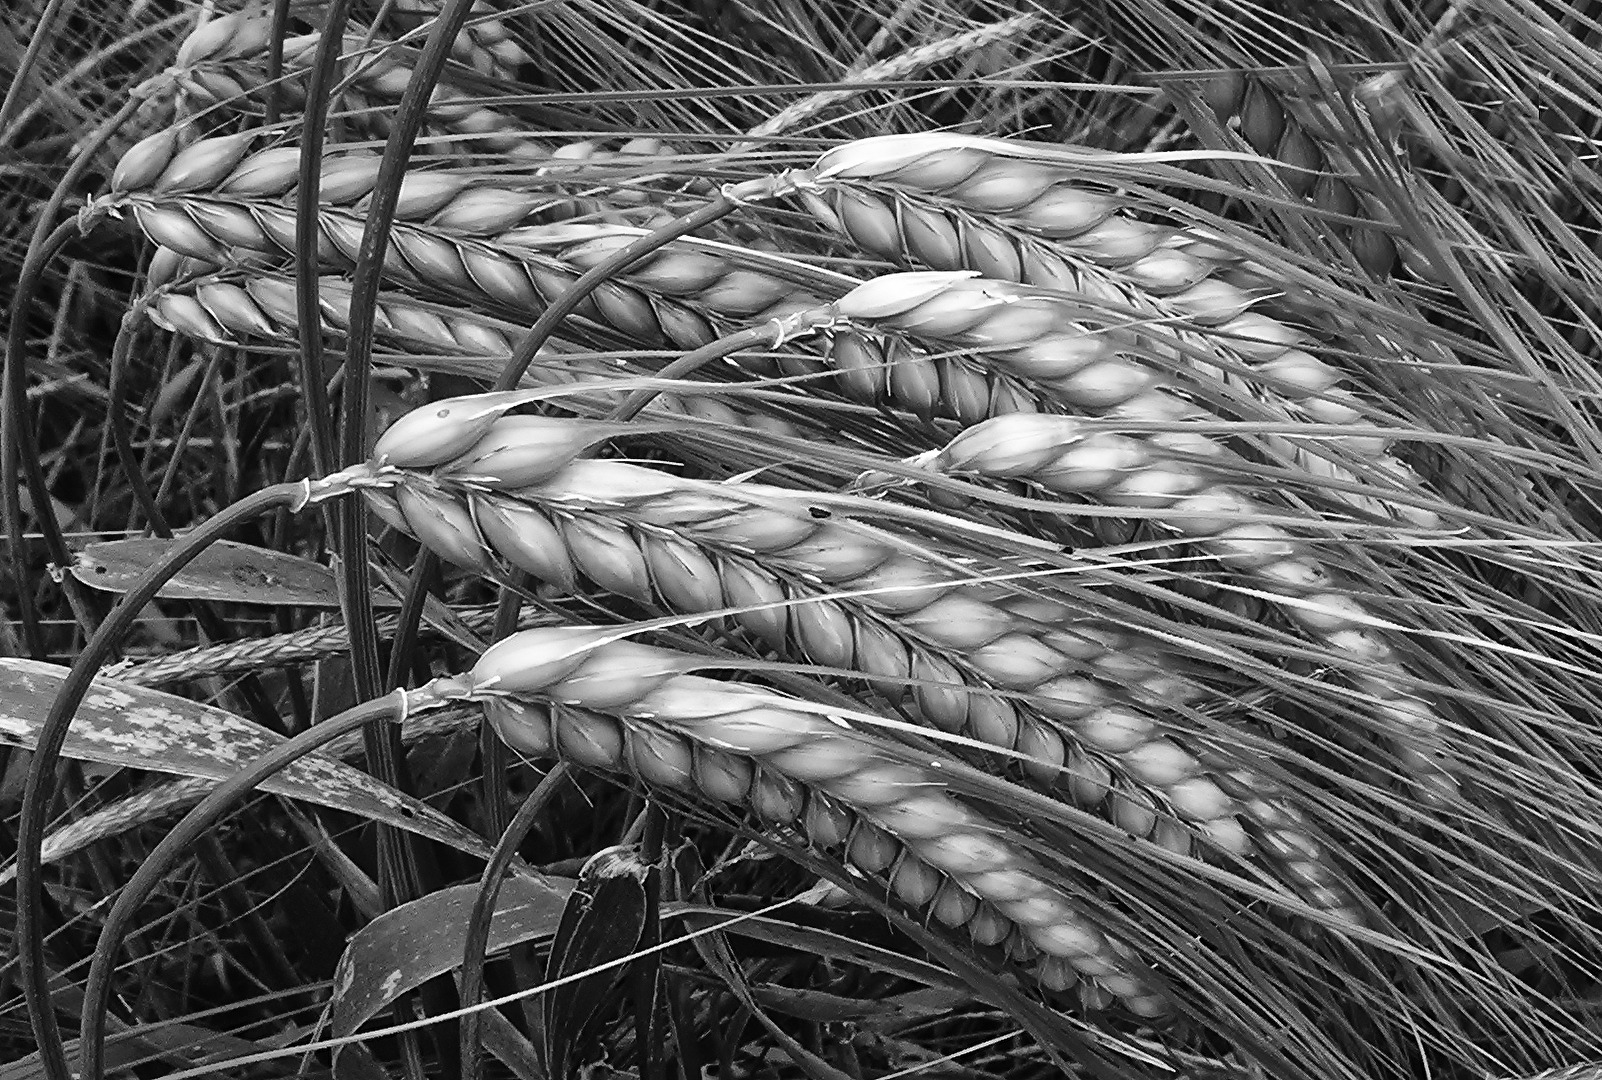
[{"x1": 158, "y1": 11, "x2": 548, "y2": 157}]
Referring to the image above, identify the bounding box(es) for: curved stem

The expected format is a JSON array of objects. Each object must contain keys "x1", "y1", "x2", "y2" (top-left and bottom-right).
[
  {"x1": 262, "y1": 0, "x2": 294, "y2": 128},
  {"x1": 605, "y1": 323, "x2": 790, "y2": 423},
  {"x1": 491, "y1": 191, "x2": 749, "y2": 392},
  {"x1": 79, "y1": 692, "x2": 419, "y2": 1080},
  {"x1": 336, "y1": 16, "x2": 481, "y2": 1076},
  {"x1": 3, "y1": 94, "x2": 143, "y2": 659},
  {"x1": 15, "y1": 482, "x2": 306, "y2": 1080},
  {"x1": 459, "y1": 760, "x2": 572, "y2": 1080},
  {"x1": 0, "y1": 0, "x2": 73, "y2": 134},
  {"x1": 632, "y1": 803, "x2": 668, "y2": 1080},
  {"x1": 4, "y1": 218, "x2": 80, "y2": 658},
  {"x1": 477, "y1": 582, "x2": 528, "y2": 841},
  {"x1": 107, "y1": 311, "x2": 166, "y2": 533},
  {"x1": 338, "y1": 0, "x2": 478, "y2": 703}
]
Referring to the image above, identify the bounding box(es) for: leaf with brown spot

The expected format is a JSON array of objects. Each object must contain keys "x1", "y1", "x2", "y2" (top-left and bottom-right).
[
  {"x1": 69, "y1": 538, "x2": 403, "y2": 607},
  {"x1": 0, "y1": 659, "x2": 494, "y2": 862}
]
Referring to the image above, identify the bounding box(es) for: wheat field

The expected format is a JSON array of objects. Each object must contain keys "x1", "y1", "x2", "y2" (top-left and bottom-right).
[{"x1": 3, "y1": 1, "x2": 1602, "y2": 1078}]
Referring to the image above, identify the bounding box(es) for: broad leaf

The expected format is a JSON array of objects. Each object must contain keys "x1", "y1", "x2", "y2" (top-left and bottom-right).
[
  {"x1": 69, "y1": 537, "x2": 401, "y2": 607},
  {"x1": 0, "y1": 659, "x2": 492, "y2": 860},
  {"x1": 330, "y1": 873, "x2": 575, "y2": 1080},
  {"x1": 542, "y1": 846, "x2": 650, "y2": 1080}
]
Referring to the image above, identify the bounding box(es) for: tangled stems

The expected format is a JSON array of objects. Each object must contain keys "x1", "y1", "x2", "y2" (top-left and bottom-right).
[
  {"x1": 608, "y1": 308, "x2": 840, "y2": 422},
  {"x1": 77, "y1": 689, "x2": 457, "y2": 1080},
  {"x1": 5, "y1": 96, "x2": 145, "y2": 656},
  {"x1": 15, "y1": 477, "x2": 368, "y2": 1080}
]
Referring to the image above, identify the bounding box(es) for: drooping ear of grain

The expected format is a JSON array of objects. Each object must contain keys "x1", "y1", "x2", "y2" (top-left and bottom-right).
[
  {"x1": 456, "y1": 625, "x2": 1169, "y2": 1015},
  {"x1": 912, "y1": 411, "x2": 1460, "y2": 808},
  {"x1": 832, "y1": 269, "x2": 1438, "y2": 527}
]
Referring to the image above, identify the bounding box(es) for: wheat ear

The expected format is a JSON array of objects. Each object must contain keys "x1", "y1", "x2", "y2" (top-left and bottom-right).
[
  {"x1": 454, "y1": 625, "x2": 1168, "y2": 1015},
  {"x1": 902, "y1": 412, "x2": 1461, "y2": 808}
]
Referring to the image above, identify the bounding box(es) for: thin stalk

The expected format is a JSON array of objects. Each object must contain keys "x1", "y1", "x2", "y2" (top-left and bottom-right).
[
  {"x1": 263, "y1": 0, "x2": 295, "y2": 127},
  {"x1": 607, "y1": 317, "x2": 830, "y2": 423},
  {"x1": 383, "y1": 551, "x2": 440, "y2": 692},
  {"x1": 459, "y1": 761, "x2": 573, "y2": 1080},
  {"x1": 106, "y1": 311, "x2": 164, "y2": 533},
  {"x1": 337, "y1": 0, "x2": 479, "y2": 703},
  {"x1": 337, "y1": 10, "x2": 480, "y2": 1076},
  {"x1": 633, "y1": 804, "x2": 668, "y2": 1080},
  {"x1": 16, "y1": 482, "x2": 310, "y2": 1080},
  {"x1": 490, "y1": 186, "x2": 775, "y2": 392},
  {"x1": 293, "y1": 0, "x2": 356, "y2": 478},
  {"x1": 479, "y1": 584, "x2": 527, "y2": 838},
  {"x1": 0, "y1": 0, "x2": 75, "y2": 134},
  {"x1": 4, "y1": 223, "x2": 93, "y2": 655},
  {"x1": 2, "y1": 94, "x2": 143, "y2": 655}
]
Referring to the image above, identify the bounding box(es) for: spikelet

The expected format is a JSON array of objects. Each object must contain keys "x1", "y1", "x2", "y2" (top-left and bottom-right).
[{"x1": 142, "y1": 268, "x2": 816, "y2": 439}]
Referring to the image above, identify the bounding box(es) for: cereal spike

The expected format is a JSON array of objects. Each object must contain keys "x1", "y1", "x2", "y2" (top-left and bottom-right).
[
  {"x1": 462, "y1": 629, "x2": 1161, "y2": 1011},
  {"x1": 373, "y1": 453, "x2": 1358, "y2": 915},
  {"x1": 144, "y1": 271, "x2": 811, "y2": 438},
  {"x1": 913, "y1": 412, "x2": 1459, "y2": 806},
  {"x1": 834, "y1": 271, "x2": 1431, "y2": 522}
]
